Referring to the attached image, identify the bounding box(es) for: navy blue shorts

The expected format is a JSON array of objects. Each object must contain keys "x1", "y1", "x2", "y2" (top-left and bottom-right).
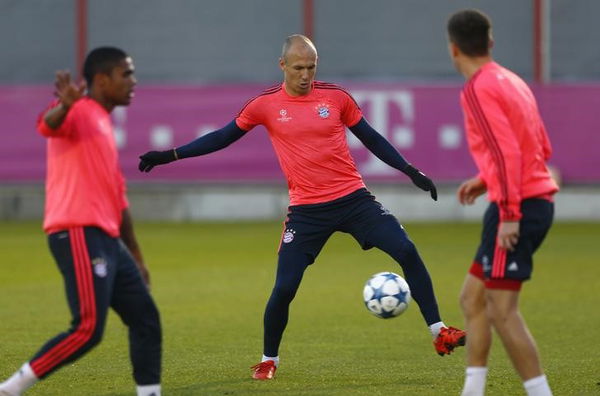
[
  {"x1": 278, "y1": 188, "x2": 400, "y2": 263},
  {"x1": 470, "y1": 198, "x2": 554, "y2": 290}
]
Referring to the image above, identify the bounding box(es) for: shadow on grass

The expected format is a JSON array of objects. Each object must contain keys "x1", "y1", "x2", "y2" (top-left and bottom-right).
[
  {"x1": 97, "y1": 378, "x2": 254, "y2": 396},
  {"x1": 99, "y1": 376, "x2": 444, "y2": 396}
]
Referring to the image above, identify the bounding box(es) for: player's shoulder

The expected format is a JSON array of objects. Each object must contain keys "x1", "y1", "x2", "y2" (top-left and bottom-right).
[
  {"x1": 238, "y1": 83, "x2": 282, "y2": 113},
  {"x1": 58, "y1": 97, "x2": 94, "y2": 123},
  {"x1": 471, "y1": 62, "x2": 522, "y2": 91},
  {"x1": 260, "y1": 82, "x2": 283, "y2": 96},
  {"x1": 314, "y1": 81, "x2": 351, "y2": 95},
  {"x1": 252, "y1": 83, "x2": 283, "y2": 102},
  {"x1": 69, "y1": 97, "x2": 103, "y2": 116},
  {"x1": 313, "y1": 81, "x2": 357, "y2": 103},
  {"x1": 239, "y1": 83, "x2": 282, "y2": 110},
  {"x1": 237, "y1": 83, "x2": 282, "y2": 116}
]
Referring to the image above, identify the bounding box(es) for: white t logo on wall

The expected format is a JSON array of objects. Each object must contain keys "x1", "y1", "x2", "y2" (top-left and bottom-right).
[{"x1": 349, "y1": 90, "x2": 415, "y2": 175}]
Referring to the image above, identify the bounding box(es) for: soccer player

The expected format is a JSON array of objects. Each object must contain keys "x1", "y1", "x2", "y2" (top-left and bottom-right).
[
  {"x1": 0, "y1": 47, "x2": 162, "y2": 396},
  {"x1": 139, "y1": 34, "x2": 465, "y2": 380},
  {"x1": 446, "y1": 9, "x2": 558, "y2": 396}
]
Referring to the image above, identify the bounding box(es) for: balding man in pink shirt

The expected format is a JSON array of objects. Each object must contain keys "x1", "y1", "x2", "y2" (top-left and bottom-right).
[
  {"x1": 0, "y1": 47, "x2": 161, "y2": 396},
  {"x1": 139, "y1": 34, "x2": 466, "y2": 380},
  {"x1": 448, "y1": 9, "x2": 558, "y2": 396}
]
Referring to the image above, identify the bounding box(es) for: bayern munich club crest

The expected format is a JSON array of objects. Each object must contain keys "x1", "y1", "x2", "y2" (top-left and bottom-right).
[
  {"x1": 92, "y1": 257, "x2": 108, "y2": 278},
  {"x1": 315, "y1": 103, "x2": 330, "y2": 118},
  {"x1": 282, "y1": 228, "x2": 296, "y2": 243}
]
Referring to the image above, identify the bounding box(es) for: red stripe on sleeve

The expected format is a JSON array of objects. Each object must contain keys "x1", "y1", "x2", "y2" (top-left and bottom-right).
[{"x1": 464, "y1": 80, "x2": 511, "y2": 214}]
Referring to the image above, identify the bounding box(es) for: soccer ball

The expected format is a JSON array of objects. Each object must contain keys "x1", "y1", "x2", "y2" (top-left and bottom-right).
[{"x1": 363, "y1": 272, "x2": 411, "y2": 319}]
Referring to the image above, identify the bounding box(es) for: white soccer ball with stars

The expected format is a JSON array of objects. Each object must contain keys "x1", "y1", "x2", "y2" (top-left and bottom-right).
[{"x1": 363, "y1": 272, "x2": 411, "y2": 319}]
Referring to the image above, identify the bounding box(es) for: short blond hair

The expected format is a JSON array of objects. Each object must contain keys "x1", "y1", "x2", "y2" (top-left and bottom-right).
[{"x1": 281, "y1": 34, "x2": 317, "y2": 61}]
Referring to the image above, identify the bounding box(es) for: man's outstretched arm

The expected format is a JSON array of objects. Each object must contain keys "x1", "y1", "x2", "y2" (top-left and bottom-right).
[
  {"x1": 349, "y1": 117, "x2": 437, "y2": 201},
  {"x1": 138, "y1": 120, "x2": 246, "y2": 172}
]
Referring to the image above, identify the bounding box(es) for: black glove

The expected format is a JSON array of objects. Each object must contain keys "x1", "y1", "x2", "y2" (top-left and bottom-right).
[
  {"x1": 403, "y1": 164, "x2": 438, "y2": 201},
  {"x1": 138, "y1": 149, "x2": 177, "y2": 172}
]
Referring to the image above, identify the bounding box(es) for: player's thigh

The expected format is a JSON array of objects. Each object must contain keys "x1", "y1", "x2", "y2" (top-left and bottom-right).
[
  {"x1": 520, "y1": 199, "x2": 554, "y2": 253},
  {"x1": 272, "y1": 249, "x2": 315, "y2": 295},
  {"x1": 504, "y1": 199, "x2": 554, "y2": 280},
  {"x1": 485, "y1": 288, "x2": 520, "y2": 319},
  {"x1": 278, "y1": 211, "x2": 334, "y2": 263},
  {"x1": 110, "y1": 240, "x2": 158, "y2": 324},
  {"x1": 341, "y1": 198, "x2": 406, "y2": 250},
  {"x1": 474, "y1": 203, "x2": 499, "y2": 273},
  {"x1": 460, "y1": 274, "x2": 486, "y2": 315},
  {"x1": 48, "y1": 230, "x2": 86, "y2": 317},
  {"x1": 48, "y1": 227, "x2": 115, "y2": 322}
]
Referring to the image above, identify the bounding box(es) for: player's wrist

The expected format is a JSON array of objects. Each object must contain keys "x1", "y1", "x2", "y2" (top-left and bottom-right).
[
  {"x1": 59, "y1": 98, "x2": 78, "y2": 111},
  {"x1": 402, "y1": 164, "x2": 417, "y2": 176}
]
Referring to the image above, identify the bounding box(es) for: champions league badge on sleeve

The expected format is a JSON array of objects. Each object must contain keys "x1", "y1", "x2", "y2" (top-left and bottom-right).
[{"x1": 315, "y1": 103, "x2": 330, "y2": 119}]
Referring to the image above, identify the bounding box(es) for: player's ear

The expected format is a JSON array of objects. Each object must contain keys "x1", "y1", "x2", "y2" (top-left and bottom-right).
[
  {"x1": 449, "y1": 41, "x2": 460, "y2": 58},
  {"x1": 279, "y1": 57, "x2": 286, "y2": 71},
  {"x1": 93, "y1": 73, "x2": 109, "y2": 89}
]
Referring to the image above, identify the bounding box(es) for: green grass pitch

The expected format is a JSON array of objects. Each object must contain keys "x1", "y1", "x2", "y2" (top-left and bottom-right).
[{"x1": 1, "y1": 221, "x2": 599, "y2": 395}]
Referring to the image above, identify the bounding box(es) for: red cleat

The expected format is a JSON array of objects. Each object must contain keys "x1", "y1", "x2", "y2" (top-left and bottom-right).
[
  {"x1": 434, "y1": 326, "x2": 466, "y2": 356},
  {"x1": 251, "y1": 360, "x2": 277, "y2": 380}
]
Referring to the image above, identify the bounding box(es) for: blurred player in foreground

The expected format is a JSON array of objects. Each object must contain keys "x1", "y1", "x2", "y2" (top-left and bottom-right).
[
  {"x1": 447, "y1": 9, "x2": 558, "y2": 396},
  {"x1": 0, "y1": 47, "x2": 162, "y2": 396},
  {"x1": 139, "y1": 34, "x2": 465, "y2": 380}
]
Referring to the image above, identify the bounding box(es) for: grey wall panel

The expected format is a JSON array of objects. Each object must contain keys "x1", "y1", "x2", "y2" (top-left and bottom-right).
[
  {"x1": 87, "y1": 0, "x2": 302, "y2": 83},
  {"x1": 0, "y1": 0, "x2": 597, "y2": 83},
  {"x1": 551, "y1": 0, "x2": 600, "y2": 81},
  {"x1": 315, "y1": 0, "x2": 533, "y2": 82},
  {"x1": 0, "y1": 0, "x2": 75, "y2": 83}
]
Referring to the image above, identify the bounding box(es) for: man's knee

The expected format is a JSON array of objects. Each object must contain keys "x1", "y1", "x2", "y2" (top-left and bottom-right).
[
  {"x1": 128, "y1": 303, "x2": 162, "y2": 349},
  {"x1": 271, "y1": 283, "x2": 299, "y2": 303},
  {"x1": 118, "y1": 294, "x2": 161, "y2": 335},
  {"x1": 272, "y1": 250, "x2": 311, "y2": 302},
  {"x1": 460, "y1": 289, "x2": 486, "y2": 319},
  {"x1": 140, "y1": 301, "x2": 161, "y2": 337},
  {"x1": 392, "y1": 238, "x2": 421, "y2": 268},
  {"x1": 370, "y1": 225, "x2": 417, "y2": 260},
  {"x1": 76, "y1": 324, "x2": 105, "y2": 353},
  {"x1": 136, "y1": 298, "x2": 161, "y2": 328},
  {"x1": 400, "y1": 238, "x2": 418, "y2": 256}
]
